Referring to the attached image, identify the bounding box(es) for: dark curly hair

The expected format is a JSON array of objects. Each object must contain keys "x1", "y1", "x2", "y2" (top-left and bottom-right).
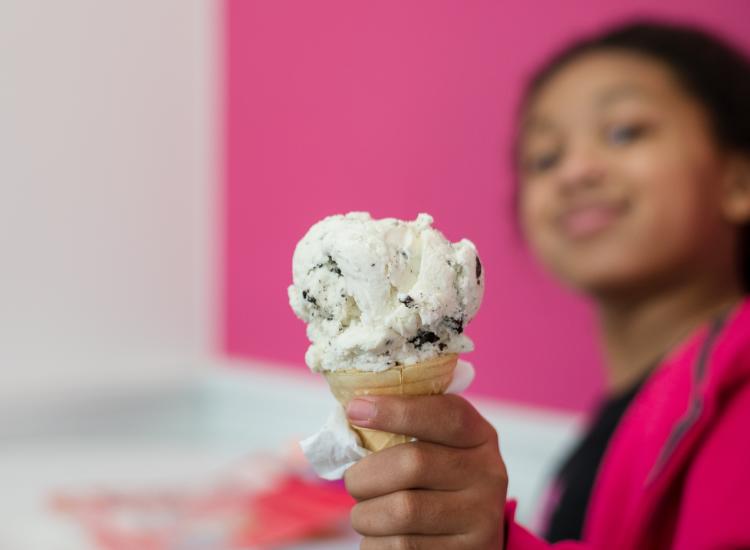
[{"x1": 514, "y1": 20, "x2": 750, "y2": 290}]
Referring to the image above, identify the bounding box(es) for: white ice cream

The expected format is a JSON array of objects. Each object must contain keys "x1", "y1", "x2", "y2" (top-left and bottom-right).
[{"x1": 288, "y1": 212, "x2": 484, "y2": 372}]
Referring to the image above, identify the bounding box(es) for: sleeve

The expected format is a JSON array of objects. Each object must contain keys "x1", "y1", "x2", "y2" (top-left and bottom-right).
[
  {"x1": 670, "y1": 380, "x2": 750, "y2": 549},
  {"x1": 504, "y1": 500, "x2": 588, "y2": 550}
]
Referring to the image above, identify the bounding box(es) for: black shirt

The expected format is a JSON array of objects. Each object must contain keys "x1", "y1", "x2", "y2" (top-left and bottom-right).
[{"x1": 544, "y1": 376, "x2": 648, "y2": 542}]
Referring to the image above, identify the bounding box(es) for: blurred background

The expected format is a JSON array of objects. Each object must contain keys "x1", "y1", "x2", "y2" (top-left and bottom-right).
[{"x1": 2, "y1": 1, "x2": 748, "y2": 548}]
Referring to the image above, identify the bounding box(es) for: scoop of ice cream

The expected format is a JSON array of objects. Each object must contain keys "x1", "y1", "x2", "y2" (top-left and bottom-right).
[{"x1": 288, "y1": 212, "x2": 484, "y2": 372}]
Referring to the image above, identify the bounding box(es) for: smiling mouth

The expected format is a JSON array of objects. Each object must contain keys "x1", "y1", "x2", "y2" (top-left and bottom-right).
[{"x1": 557, "y1": 202, "x2": 627, "y2": 239}]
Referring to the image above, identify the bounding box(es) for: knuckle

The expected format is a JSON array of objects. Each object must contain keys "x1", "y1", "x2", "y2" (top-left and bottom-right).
[
  {"x1": 396, "y1": 398, "x2": 420, "y2": 428},
  {"x1": 395, "y1": 536, "x2": 420, "y2": 550},
  {"x1": 493, "y1": 457, "x2": 509, "y2": 488},
  {"x1": 401, "y1": 443, "x2": 429, "y2": 479},
  {"x1": 486, "y1": 423, "x2": 499, "y2": 445},
  {"x1": 442, "y1": 402, "x2": 468, "y2": 439},
  {"x1": 483, "y1": 459, "x2": 508, "y2": 495},
  {"x1": 475, "y1": 412, "x2": 499, "y2": 448},
  {"x1": 447, "y1": 395, "x2": 480, "y2": 436},
  {"x1": 394, "y1": 490, "x2": 421, "y2": 524},
  {"x1": 499, "y1": 463, "x2": 509, "y2": 487}
]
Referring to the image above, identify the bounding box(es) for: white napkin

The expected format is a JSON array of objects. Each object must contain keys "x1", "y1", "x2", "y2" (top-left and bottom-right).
[{"x1": 299, "y1": 359, "x2": 476, "y2": 480}]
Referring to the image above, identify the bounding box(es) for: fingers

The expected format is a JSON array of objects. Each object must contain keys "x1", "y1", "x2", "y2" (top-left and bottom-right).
[
  {"x1": 344, "y1": 395, "x2": 506, "y2": 549},
  {"x1": 345, "y1": 441, "x2": 479, "y2": 499},
  {"x1": 346, "y1": 394, "x2": 496, "y2": 448},
  {"x1": 350, "y1": 489, "x2": 470, "y2": 537}
]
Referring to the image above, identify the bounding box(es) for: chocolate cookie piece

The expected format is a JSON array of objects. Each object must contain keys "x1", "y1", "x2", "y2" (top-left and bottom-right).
[
  {"x1": 302, "y1": 289, "x2": 318, "y2": 306},
  {"x1": 443, "y1": 316, "x2": 464, "y2": 334},
  {"x1": 399, "y1": 295, "x2": 415, "y2": 308},
  {"x1": 408, "y1": 330, "x2": 440, "y2": 349}
]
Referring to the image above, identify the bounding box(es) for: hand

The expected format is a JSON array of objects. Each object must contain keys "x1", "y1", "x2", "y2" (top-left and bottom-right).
[{"x1": 344, "y1": 394, "x2": 508, "y2": 549}]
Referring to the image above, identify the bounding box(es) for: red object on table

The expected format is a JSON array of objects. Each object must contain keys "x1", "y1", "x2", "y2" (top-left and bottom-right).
[
  {"x1": 234, "y1": 476, "x2": 355, "y2": 547},
  {"x1": 52, "y1": 474, "x2": 355, "y2": 549}
]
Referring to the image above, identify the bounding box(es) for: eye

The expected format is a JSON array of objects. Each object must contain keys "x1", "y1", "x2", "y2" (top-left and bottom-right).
[
  {"x1": 523, "y1": 149, "x2": 561, "y2": 175},
  {"x1": 606, "y1": 123, "x2": 648, "y2": 146}
]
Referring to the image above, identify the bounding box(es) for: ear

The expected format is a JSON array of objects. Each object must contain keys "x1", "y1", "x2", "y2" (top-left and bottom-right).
[{"x1": 721, "y1": 153, "x2": 750, "y2": 225}]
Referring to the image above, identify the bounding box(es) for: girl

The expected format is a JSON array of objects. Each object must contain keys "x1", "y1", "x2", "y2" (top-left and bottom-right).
[{"x1": 342, "y1": 20, "x2": 750, "y2": 549}]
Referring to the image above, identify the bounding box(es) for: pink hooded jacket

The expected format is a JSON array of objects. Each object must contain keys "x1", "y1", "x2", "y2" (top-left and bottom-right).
[{"x1": 505, "y1": 297, "x2": 750, "y2": 549}]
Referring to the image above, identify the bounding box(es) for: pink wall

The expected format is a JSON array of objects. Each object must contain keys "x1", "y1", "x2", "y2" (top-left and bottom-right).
[{"x1": 224, "y1": 0, "x2": 750, "y2": 411}]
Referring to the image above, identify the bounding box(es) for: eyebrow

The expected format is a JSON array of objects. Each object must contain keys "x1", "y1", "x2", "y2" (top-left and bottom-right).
[{"x1": 519, "y1": 116, "x2": 558, "y2": 137}]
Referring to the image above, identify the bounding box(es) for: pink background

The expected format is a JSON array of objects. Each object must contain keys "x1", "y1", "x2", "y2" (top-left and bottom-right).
[{"x1": 224, "y1": 0, "x2": 750, "y2": 411}]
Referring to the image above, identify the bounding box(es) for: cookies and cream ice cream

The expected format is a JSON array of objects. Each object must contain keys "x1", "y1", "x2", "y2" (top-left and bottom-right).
[{"x1": 288, "y1": 212, "x2": 484, "y2": 373}]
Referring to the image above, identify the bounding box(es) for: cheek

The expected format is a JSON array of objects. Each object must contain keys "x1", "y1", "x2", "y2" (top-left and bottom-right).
[
  {"x1": 582, "y1": 148, "x2": 727, "y2": 289},
  {"x1": 518, "y1": 185, "x2": 555, "y2": 261},
  {"x1": 625, "y1": 140, "x2": 726, "y2": 256}
]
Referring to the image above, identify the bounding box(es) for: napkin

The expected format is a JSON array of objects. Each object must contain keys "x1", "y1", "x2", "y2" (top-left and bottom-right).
[{"x1": 300, "y1": 359, "x2": 476, "y2": 480}]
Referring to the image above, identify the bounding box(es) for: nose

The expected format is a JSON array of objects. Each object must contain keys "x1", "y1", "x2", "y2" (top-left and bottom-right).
[{"x1": 556, "y1": 141, "x2": 606, "y2": 194}]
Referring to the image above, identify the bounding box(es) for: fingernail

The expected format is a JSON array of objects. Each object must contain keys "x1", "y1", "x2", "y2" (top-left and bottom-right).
[{"x1": 346, "y1": 398, "x2": 377, "y2": 422}]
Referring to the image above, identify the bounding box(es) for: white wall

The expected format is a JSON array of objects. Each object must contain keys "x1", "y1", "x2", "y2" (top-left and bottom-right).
[{"x1": 0, "y1": 1, "x2": 219, "y2": 402}]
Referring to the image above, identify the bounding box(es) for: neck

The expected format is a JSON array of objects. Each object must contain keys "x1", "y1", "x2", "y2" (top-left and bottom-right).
[{"x1": 596, "y1": 273, "x2": 744, "y2": 395}]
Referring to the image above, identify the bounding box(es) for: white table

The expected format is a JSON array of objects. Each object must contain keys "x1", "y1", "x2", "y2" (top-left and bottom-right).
[{"x1": 0, "y1": 359, "x2": 580, "y2": 549}]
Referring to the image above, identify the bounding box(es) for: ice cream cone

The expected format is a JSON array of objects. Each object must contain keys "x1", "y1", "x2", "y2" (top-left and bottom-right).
[{"x1": 323, "y1": 353, "x2": 458, "y2": 452}]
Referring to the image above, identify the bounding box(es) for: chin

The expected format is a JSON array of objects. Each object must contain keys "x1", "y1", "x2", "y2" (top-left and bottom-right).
[{"x1": 555, "y1": 257, "x2": 659, "y2": 299}]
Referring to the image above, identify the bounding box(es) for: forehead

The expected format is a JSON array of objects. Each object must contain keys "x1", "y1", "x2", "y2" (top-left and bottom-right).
[{"x1": 523, "y1": 50, "x2": 683, "y2": 128}]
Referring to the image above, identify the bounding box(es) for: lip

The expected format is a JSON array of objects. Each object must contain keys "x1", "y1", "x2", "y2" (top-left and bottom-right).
[{"x1": 556, "y1": 201, "x2": 628, "y2": 239}]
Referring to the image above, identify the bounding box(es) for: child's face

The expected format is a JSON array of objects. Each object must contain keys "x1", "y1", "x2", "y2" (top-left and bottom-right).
[{"x1": 518, "y1": 50, "x2": 740, "y2": 297}]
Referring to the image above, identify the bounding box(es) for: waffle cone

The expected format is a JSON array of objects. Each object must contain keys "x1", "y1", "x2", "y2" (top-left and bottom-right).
[{"x1": 323, "y1": 353, "x2": 458, "y2": 452}]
